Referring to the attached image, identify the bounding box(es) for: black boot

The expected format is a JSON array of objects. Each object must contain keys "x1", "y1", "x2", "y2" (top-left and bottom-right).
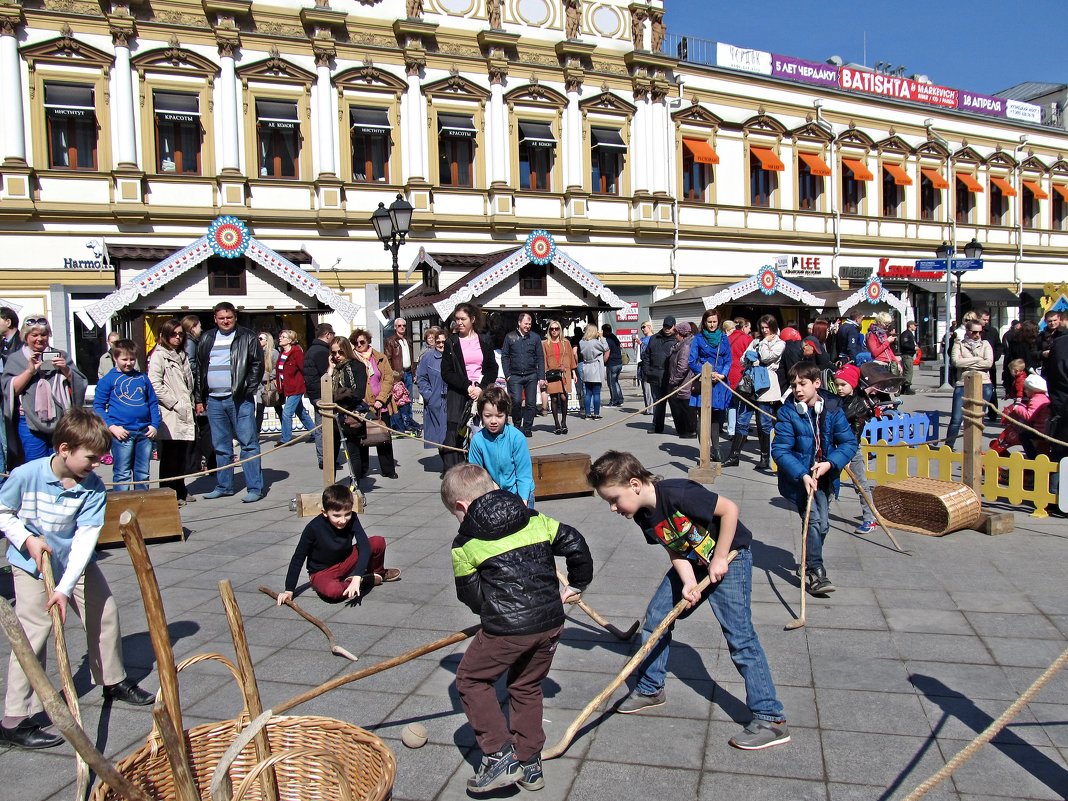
[
  {"x1": 550, "y1": 397, "x2": 562, "y2": 435},
  {"x1": 722, "y1": 433, "x2": 745, "y2": 467},
  {"x1": 755, "y1": 431, "x2": 770, "y2": 470}
]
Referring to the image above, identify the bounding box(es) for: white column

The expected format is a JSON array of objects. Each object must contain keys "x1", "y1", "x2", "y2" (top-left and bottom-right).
[
  {"x1": 112, "y1": 40, "x2": 137, "y2": 167},
  {"x1": 631, "y1": 95, "x2": 649, "y2": 192},
  {"x1": 315, "y1": 61, "x2": 335, "y2": 176},
  {"x1": 0, "y1": 25, "x2": 26, "y2": 164},
  {"x1": 650, "y1": 94, "x2": 668, "y2": 193},
  {"x1": 219, "y1": 48, "x2": 240, "y2": 173},
  {"x1": 488, "y1": 78, "x2": 507, "y2": 185},
  {"x1": 403, "y1": 67, "x2": 426, "y2": 182},
  {"x1": 565, "y1": 86, "x2": 582, "y2": 189}
]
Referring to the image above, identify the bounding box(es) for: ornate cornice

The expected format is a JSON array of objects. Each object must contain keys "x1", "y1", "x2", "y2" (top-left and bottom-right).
[{"x1": 0, "y1": 4, "x2": 24, "y2": 37}]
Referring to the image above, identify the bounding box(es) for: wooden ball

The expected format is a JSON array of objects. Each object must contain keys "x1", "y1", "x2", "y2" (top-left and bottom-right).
[{"x1": 401, "y1": 722, "x2": 428, "y2": 748}]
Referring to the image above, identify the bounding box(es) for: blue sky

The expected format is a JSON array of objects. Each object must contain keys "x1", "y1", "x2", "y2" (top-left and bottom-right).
[{"x1": 666, "y1": 1, "x2": 1062, "y2": 95}]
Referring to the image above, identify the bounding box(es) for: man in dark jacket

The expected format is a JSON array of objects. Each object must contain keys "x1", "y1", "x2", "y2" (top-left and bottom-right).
[
  {"x1": 501, "y1": 312, "x2": 545, "y2": 437},
  {"x1": 1046, "y1": 332, "x2": 1068, "y2": 505},
  {"x1": 898, "y1": 320, "x2": 917, "y2": 394},
  {"x1": 835, "y1": 311, "x2": 866, "y2": 362},
  {"x1": 195, "y1": 302, "x2": 265, "y2": 502},
  {"x1": 303, "y1": 323, "x2": 334, "y2": 469},
  {"x1": 383, "y1": 318, "x2": 419, "y2": 435},
  {"x1": 642, "y1": 317, "x2": 677, "y2": 434},
  {"x1": 444, "y1": 464, "x2": 592, "y2": 793},
  {"x1": 977, "y1": 309, "x2": 1004, "y2": 420}
]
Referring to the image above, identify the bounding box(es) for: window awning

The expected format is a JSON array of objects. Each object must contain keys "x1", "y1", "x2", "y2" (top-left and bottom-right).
[
  {"x1": 798, "y1": 151, "x2": 831, "y2": 176},
  {"x1": 438, "y1": 113, "x2": 476, "y2": 138},
  {"x1": 256, "y1": 99, "x2": 299, "y2": 130},
  {"x1": 961, "y1": 287, "x2": 1020, "y2": 305},
  {"x1": 154, "y1": 91, "x2": 199, "y2": 123},
  {"x1": 990, "y1": 175, "x2": 1016, "y2": 196},
  {"x1": 518, "y1": 121, "x2": 556, "y2": 148},
  {"x1": 683, "y1": 138, "x2": 720, "y2": 165},
  {"x1": 1023, "y1": 179, "x2": 1049, "y2": 199},
  {"x1": 842, "y1": 157, "x2": 873, "y2": 181},
  {"x1": 750, "y1": 146, "x2": 784, "y2": 171},
  {"x1": 956, "y1": 172, "x2": 983, "y2": 192},
  {"x1": 591, "y1": 127, "x2": 627, "y2": 152},
  {"x1": 44, "y1": 83, "x2": 94, "y2": 119},
  {"x1": 1053, "y1": 184, "x2": 1068, "y2": 201},
  {"x1": 920, "y1": 167, "x2": 949, "y2": 189},
  {"x1": 883, "y1": 162, "x2": 912, "y2": 186},
  {"x1": 350, "y1": 107, "x2": 391, "y2": 135}
]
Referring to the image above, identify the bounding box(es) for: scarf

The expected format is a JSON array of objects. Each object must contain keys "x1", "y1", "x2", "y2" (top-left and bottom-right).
[
  {"x1": 702, "y1": 329, "x2": 723, "y2": 350},
  {"x1": 355, "y1": 350, "x2": 382, "y2": 397},
  {"x1": 869, "y1": 324, "x2": 889, "y2": 345}
]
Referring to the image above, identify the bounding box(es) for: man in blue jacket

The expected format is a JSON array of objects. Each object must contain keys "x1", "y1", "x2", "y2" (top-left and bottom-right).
[
  {"x1": 501, "y1": 312, "x2": 545, "y2": 438},
  {"x1": 772, "y1": 362, "x2": 857, "y2": 596}
]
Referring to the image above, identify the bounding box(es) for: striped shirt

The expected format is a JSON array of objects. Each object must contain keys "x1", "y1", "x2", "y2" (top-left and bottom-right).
[
  {"x1": 0, "y1": 455, "x2": 107, "y2": 597},
  {"x1": 207, "y1": 329, "x2": 236, "y2": 397}
]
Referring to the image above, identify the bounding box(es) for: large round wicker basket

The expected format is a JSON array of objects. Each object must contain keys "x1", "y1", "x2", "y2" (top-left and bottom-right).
[{"x1": 871, "y1": 477, "x2": 982, "y2": 536}]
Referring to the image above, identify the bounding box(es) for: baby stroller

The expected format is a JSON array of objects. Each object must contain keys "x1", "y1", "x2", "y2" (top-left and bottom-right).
[{"x1": 858, "y1": 362, "x2": 905, "y2": 407}]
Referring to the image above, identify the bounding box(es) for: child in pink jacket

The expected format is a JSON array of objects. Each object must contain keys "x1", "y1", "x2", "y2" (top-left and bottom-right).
[{"x1": 992, "y1": 373, "x2": 1049, "y2": 459}]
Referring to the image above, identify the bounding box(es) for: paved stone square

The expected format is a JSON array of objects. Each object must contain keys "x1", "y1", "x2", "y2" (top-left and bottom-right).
[{"x1": 1, "y1": 366, "x2": 1066, "y2": 801}]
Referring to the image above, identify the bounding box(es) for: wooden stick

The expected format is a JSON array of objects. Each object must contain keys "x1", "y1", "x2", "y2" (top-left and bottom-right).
[
  {"x1": 0, "y1": 597, "x2": 152, "y2": 801},
  {"x1": 844, "y1": 463, "x2": 907, "y2": 554},
  {"x1": 257, "y1": 586, "x2": 359, "y2": 662},
  {"x1": 544, "y1": 550, "x2": 738, "y2": 759},
  {"x1": 555, "y1": 568, "x2": 639, "y2": 640},
  {"x1": 40, "y1": 558, "x2": 90, "y2": 801},
  {"x1": 784, "y1": 489, "x2": 813, "y2": 631},
  {"x1": 151, "y1": 705, "x2": 200, "y2": 801},
  {"x1": 274, "y1": 625, "x2": 481, "y2": 716},
  {"x1": 219, "y1": 581, "x2": 278, "y2": 801},
  {"x1": 117, "y1": 510, "x2": 188, "y2": 766}
]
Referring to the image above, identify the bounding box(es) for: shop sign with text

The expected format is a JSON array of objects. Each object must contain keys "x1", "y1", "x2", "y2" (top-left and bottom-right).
[{"x1": 877, "y1": 257, "x2": 944, "y2": 280}]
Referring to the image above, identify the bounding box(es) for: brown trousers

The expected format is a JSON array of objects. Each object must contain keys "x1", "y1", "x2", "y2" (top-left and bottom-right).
[
  {"x1": 456, "y1": 625, "x2": 562, "y2": 761},
  {"x1": 308, "y1": 536, "x2": 386, "y2": 601}
]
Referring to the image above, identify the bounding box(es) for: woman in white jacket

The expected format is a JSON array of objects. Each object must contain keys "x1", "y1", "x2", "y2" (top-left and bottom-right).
[
  {"x1": 148, "y1": 319, "x2": 196, "y2": 505},
  {"x1": 750, "y1": 314, "x2": 785, "y2": 470}
]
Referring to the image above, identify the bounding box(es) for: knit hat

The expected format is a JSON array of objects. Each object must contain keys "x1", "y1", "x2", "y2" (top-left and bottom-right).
[
  {"x1": 780, "y1": 327, "x2": 802, "y2": 342},
  {"x1": 663, "y1": 316, "x2": 676, "y2": 329},
  {"x1": 675, "y1": 322, "x2": 692, "y2": 336},
  {"x1": 835, "y1": 364, "x2": 861, "y2": 389},
  {"x1": 1023, "y1": 374, "x2": 1047, "y2": 394}
]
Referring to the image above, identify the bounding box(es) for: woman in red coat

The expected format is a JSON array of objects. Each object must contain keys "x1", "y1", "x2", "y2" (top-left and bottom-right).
[{"x1": 276, "y1": 329, "x2": 315, "y2": 445}]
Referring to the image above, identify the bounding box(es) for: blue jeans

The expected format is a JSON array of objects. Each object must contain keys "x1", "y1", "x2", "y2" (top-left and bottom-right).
[
  {"x1": 849, "y1": 450, "x2": 874, "y2": 525},
  {"x1": 574, "y1": 363, "x2": 586, "y2": 409},
  {"x1": 945, "y1": 382, "x2": 994, "y2": 449},
  {"x1": 280, "y1": 393, "x2": 314, "y2": 444},
  {"x1": 607, "y1": 364, "x2": 624, "y2": 405},
  {"x1": 18, "y1": 417, "x2": 52, "y2": 461},
  {"x1": 798, "y1": 487, "x2": 831, "y2": 571},
  {"x1": 736, "y1": 400, "x2": 774, "y2": 439},
  {"x1": 584, "y1": 382, "x2": 602, "y2": 417},
  {"x1": 111, "y1": 430, "x2": 153, "y2": 491},
  {"x1": 206, "y1": 396, "x2": 263, "y2": 495},
  {"x1": 506, "y1": 372, "x2": 538, "y2": 430},
  {"x1": 634, "y1": 549, "x2": 784, "y2": 723}
]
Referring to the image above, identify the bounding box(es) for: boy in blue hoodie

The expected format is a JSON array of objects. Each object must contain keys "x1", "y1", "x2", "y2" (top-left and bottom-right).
[
  {"x1": 467, "y1": 385, "x2": 535, "y2": 507},
  {"x1": 772, "y1": 362, "x2": 857, "y2": 596},
  {"x1": 93, "y1": 340, "x2": 160, "y2": 491}
]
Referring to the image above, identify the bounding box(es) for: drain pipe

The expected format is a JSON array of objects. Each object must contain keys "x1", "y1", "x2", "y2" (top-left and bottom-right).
[
  {"x1": 1013, "y1": 135, "x2": 1028, "y2": 294},
  {"x1": 814, "y1": 101, "x2": 840, "y2": 277},
  {"x1": 669, "y1": 80, "x2": 685, "y2": 292}
]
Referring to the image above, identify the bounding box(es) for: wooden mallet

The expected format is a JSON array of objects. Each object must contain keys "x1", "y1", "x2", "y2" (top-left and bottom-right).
[
  {"x1": 555, "y1": 568, "x2": 640, "y2": 640},
  {"x1": 258, "y1": 586, "x2": 359, "y2": 662},
  {"x1": 544, "y1": 550, "x2": 738, "y2": 759}
]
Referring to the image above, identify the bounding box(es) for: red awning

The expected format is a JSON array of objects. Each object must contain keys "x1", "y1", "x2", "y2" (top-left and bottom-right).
[
  {"x1": 920, "y1": 167, "x2": 949, "y2": 189},
  {"x1": 1023, "y1": 179, "x2": 1049, "y2": 199},
  {"x1": 956, "y1": 172, "x2": 984, "y2": 192},
  {"x1": 842, "y1": 157, "x2": 873, "y2": 181},
  {"x1": 798, "y1": 151, "x2": 832, "y2": 177},
  {"x1": 682, "y1": 138, "x2": 720, "y2": 165},
  {"x1": 990, "y1": 175, "x2": 1017, "y2": 196},
  {"x1": 1053, "y1": 184, "x2": 1068, "y2": 201},
  {"x1": 883, "y1": 162, "x2": 912, "y2": 186},
  {"x1": 751, "y1": 146, "x2": 785, "y2": 172}
]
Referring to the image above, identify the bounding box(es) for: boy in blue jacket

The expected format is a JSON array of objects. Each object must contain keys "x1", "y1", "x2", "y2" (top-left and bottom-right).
[
  {"x1": 772, "y1": 362, "x2": 857, "y2": 596},
  {"x1": 93, "y1": 340, "x2": 160, "y2": 491},
  {"x1": 467, "y1": 385, "x2": 535, "y2": 507}
]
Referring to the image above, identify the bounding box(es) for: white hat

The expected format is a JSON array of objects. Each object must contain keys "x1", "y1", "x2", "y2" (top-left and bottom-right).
[{"x1": 1023, "y1": 374, "x2": 1047, "y2": 394}]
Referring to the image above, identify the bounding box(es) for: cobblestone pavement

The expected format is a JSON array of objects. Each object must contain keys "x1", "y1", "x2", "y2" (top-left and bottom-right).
[{"x1": 1, "y1": 365, "x2": 1066, "y2": 801}]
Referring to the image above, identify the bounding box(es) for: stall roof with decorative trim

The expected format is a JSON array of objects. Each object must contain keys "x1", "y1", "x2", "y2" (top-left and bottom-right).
[
  {"x1": 108, "y1": 245, "x2": 313, "y2": 264},
  {"x1": 85, "y1": 235, "x2": 357, "y2": 326}
]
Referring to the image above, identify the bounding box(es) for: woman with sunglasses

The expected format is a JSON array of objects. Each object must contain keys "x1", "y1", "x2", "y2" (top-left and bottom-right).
[
  {"x1": 148, "y1": 319, "x2": 196, "y2": 504},
  {"x1": 348, "y1": 329, "x2": 398, "y2": 480},
  {"x1": 541, "y1": 320, "x2": 575, "y2": 435},
  {"x1": 441, "y1": 303, "x2": 498, "y2": 470},
  {"x1": 415, "y1": 327, "x2": 448, "y2": 474},
  {"x1": 255, "y1": 332, "x2": 283, "y2": 435},
  {"x1": 276, "y1": 330, "x2": 316, "y2": 446},
  {"x1": 1, "y1": 317, "x2": 87, "y2": 461},
  {"x1": 328, "y1": 337, "x2": 369, "y2": 491}
]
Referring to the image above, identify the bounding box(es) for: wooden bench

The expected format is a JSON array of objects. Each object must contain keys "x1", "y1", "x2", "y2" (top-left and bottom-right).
[{"x1": 532, "y1": 453, "x2": 593, "y2": 500}]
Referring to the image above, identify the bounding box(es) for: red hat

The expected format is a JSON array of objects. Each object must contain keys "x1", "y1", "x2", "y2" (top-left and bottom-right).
[
  {"x1": 835, "y1": 364, "x2": 861, "y2": 389},
  {"x1": 780, "y1": 327, "x2": 802, "y2": 342}
]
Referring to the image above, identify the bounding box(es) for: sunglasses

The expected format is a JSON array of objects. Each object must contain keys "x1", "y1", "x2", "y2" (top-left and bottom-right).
[
  {"x1": 26, "y1": 317, "x2": 48, "y2": 326},
  {"x1": 549, "y1": 327, "x2": 560, "y2": 331},
  {"x1": 331, "y1": 349, "x2": 343, "y2": 355},
  {"x1": 356, "y1": 340, "x2": 369, "y2": 346}
]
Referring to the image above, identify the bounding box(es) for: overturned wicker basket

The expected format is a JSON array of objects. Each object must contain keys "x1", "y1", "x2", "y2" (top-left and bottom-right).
[
  {"x1": 90, "y1": 654, "x2": 395, "y2": 801},
  {"x1": 871, "y1": 477, "x2": 982, "y2": 536}
]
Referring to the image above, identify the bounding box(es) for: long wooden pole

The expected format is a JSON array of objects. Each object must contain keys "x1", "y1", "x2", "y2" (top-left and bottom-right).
[
  {"x1": 555, "y1": 568, "x2": 639, "y2": 640},
  {"x1": 843, "y1": 462, "x2": 907, "y2": 553},
  {"x1": 258, "y1": 586, "x2": 359, "y2": 661}
]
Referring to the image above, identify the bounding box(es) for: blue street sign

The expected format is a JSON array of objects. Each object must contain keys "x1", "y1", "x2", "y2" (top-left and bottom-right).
[
  {"x1": 914, "y1": 258, "x2": 984, "y2": 271},
  {"x1": 915, "y1": 259, "x2": 946, "y2": 270}
]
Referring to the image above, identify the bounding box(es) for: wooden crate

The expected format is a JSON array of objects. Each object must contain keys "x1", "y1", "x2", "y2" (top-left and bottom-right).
[
  {"x1": 99, "y1": 489, "x2": 183, "y2": 547},
  {"x1": 532, "y1": 453, "x2": 593, "y2": 500}
]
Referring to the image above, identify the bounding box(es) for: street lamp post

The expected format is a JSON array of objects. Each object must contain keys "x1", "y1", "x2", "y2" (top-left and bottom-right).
[
  {"x1": 370, "y1": 193, "x2": 415, "y2": 321},
  {"x1": 936, "y1": 237, "x2": 983, "y2": 391}
]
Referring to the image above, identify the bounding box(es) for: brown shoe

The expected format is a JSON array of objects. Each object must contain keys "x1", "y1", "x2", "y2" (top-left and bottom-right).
[{"x1": 382, "y1": 568, "x2": 402, "y2": 582}]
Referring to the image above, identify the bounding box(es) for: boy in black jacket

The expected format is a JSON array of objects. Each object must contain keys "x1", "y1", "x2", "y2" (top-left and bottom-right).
[
  {"x1": 277, "y1": 484, "x2": 400, "y2": 605},
  {"x1": 444, "y1": 464, "x2": 593, "y2": 795}
]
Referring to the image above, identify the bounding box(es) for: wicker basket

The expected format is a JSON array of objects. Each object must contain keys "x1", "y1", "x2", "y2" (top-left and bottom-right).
[
  {"x1": 871, "y1": 477, "x2": 982, "y2": 536},
  {"x1": 90, "y1": 654, "x2": 395, "y2": 801}
]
